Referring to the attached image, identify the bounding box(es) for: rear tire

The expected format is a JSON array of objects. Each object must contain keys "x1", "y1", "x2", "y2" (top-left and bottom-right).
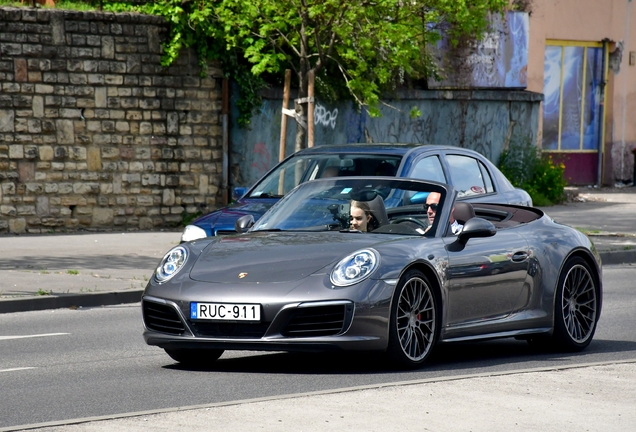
[
  {"x1": 164, "y1": 348, "x2": 224, "y2": 366},
  {"x1": 387, "y1": 270, "x2": 440, "y2": 369},
  {"x1": 552, "y1": 257, "x2": 599, "y2": 351}
]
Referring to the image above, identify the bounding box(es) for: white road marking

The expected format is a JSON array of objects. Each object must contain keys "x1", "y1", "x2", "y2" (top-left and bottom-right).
[
  {"x1": 0, "y1": 333, "x2": 70, "y2": 341},
  {"x1": 0, "y1": 367, "x2": 37, "y2": 373}
]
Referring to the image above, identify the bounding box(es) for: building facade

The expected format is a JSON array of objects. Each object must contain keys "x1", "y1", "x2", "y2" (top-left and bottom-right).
[{"x1": 527, "y1": 0, "x2": 636, "y2": 185}]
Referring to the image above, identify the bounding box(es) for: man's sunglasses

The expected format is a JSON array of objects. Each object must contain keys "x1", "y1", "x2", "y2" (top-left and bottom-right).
[{"x1": 425, "y1": 203, "x2": 438, "y2": 211}]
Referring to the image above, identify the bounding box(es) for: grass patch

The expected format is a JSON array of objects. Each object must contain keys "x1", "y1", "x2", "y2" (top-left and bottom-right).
[
  {"x1": 67, "y1": 269, "x2": 79, "y2": 275},
  {"x1": 576, "y1": 228, "x2": 600, "y2": 236},
  {"x1": 36, "y1": 288, "x2": 52, "y2": 296}
]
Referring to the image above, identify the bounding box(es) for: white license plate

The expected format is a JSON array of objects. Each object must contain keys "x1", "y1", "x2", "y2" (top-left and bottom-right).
[{"x1": 190, "y1": 302, "x2": 261, "y2": 322}]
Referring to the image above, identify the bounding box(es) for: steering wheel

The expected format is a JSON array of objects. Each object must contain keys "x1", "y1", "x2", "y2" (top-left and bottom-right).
[{"x1": 390, "y1": 216, "x2": 428, "y2": 228}]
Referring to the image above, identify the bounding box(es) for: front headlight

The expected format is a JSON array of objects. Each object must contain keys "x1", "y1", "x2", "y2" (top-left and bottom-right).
[
  {"x1": 155, "y1": 246, "x2": 188, "y2": 283},
  {"x1": 181, "y1": 224, "x2": 207, "y2": 242},
  {"x1": 330, "y1": 249, "x2": 378, "y2": 287}
]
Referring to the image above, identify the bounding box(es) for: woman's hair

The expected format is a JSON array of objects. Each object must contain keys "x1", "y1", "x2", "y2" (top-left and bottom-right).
[{"x1": 350, "y1": 200, "x2": 379, "y2": 231}]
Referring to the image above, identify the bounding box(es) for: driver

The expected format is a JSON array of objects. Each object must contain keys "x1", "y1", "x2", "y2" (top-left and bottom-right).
[{"x1": 424, "y1": 192, "x2": 463, "y2": 235}]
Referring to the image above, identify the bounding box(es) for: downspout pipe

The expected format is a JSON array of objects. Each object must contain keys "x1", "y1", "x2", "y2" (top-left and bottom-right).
[
  {"x1": 221, "y1": 78, "x2": 229, "y2": 205},
  {"x1": 597, "y1": 40, "x2": 608, "y2": 188}
]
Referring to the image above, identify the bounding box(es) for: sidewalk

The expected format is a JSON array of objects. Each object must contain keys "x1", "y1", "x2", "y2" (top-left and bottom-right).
[
  {"x1": 539, "y1": 185, "x2": 636, "y2": 265},
  {"x1": 1, "y1": 185, "x2": 635, "y2": 314},
  {"x1": 21, "y1": 361, "x2": 636, "y2": 432},
  {"x1": 0, "y1": 230, "x2": 181, "y2": 313}
]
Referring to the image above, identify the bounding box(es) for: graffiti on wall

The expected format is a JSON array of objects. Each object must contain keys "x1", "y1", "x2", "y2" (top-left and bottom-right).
[
  {"x1": 429, "y1": 11, "x2": 529, "y2": 89},
  {"x1": 250, "y1": 142, "x2": 272, "y2": 178},
  {"x1": 314, "y1": 104, "x2": 339, "y2": 129},
  {"x1": 230, "y1": 94, "x2": 540, "y2": 188}
]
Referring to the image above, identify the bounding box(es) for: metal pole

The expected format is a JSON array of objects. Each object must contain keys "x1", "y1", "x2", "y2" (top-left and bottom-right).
[
  {"x1": 307, "y1": 70, "x2": 315, "y2": 148},
  {"x1": 221, "y1": 78, "x2": 229, "y2": 205},
  {"x1": 596, "y1": 40, "x2": 609, "y2": 188}
]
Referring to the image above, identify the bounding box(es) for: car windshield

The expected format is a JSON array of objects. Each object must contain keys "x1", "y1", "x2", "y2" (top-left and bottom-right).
[
  {"x1": 253, "y1": 177, "x2": 450, "y2": 237},
  {"x1": 248, "y1": 154, "x2": 401, "y2": 198}
]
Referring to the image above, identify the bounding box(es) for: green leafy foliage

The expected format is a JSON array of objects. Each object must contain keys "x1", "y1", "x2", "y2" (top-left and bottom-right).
[
  {"x1": 101, "y1": 0, "x2": 506, "y2": 130},
  {"x1": 41, "y1": 1, "x2": 505, "y2": 130},
  {"x1": 499, "y1": 136, "x2": 568, "y2": 206}
]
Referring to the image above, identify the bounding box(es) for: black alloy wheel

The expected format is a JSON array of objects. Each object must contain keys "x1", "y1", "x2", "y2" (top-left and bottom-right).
[
  {"x1": 387, "y1": 269, "x2": 440, "y2": 369},
  {"x1": 553, "y1": 256, "x2": 599, "y2": 351}
]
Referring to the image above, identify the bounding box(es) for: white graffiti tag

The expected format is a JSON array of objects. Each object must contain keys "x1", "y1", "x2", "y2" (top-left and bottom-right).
[{"x1": 314, "y1": 104, "x2": 339, "y2": 129}]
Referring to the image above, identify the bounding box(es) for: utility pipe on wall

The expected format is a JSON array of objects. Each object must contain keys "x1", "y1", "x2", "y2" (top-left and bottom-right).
[
  {"x1": 597, "y1": 40, "x2": 608, "y2": 188},
  {"x1": 221, "y1": 78, "x2": 229, "y2": 205}
]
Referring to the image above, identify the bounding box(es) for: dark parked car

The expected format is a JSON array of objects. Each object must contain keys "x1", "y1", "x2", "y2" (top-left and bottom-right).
[
  {"x1": 181, "y1": 144, "x2": 532, "y2": 241},
  {"x1": 144, "y1": 177, "x2": 601, "y2": 369}
]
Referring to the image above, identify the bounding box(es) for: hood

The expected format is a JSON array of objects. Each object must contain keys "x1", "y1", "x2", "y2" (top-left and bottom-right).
[
  {"x1": 189, "y1": 232, "x2": 381, "y2": 283},
  {"x1": 193, "y1": 198, "x2": 278, "y2": 235}
]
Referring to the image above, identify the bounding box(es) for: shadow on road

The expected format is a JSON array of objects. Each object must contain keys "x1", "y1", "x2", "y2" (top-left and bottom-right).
[{"x1": 161, "y1": 338, "x2": 636, "y2": 375}]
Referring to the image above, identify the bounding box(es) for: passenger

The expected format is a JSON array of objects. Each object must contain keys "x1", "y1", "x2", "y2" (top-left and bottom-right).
[
  {"x1": 424, "y1": 192, "x2": 463, "y2": 235},
  {"x1": 321, "y1": 166, "x2": 340, "y2": 178},
  {"x1": 349, "y1": 200, "x2": 375, "y2": 232},
  {"x1": 375, "y1": 162, "x2": 396, "y2": 176}
]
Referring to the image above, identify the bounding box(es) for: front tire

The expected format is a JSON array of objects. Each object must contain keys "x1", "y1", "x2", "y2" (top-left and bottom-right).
[
  {"x1": 164, "y1": 348, "x2": 224, "y2": 366},
  {"x1": 387, "y1": 270, "x2": 440, "y2": 369},
  {"x1": 553, "y1": 257, "x2": 599, "y2": 351}
]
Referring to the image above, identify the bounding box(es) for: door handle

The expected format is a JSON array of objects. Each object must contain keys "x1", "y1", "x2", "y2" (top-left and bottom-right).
[{"x1": 512, "y1": 251, "x2": 529, "y2": 262}]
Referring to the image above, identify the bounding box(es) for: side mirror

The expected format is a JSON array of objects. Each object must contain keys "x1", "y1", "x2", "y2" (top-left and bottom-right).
[
  {"x1": 457, "y1": 217, "x2": 496, "y2": 243},
  {"x1": 232, "y1": 187, "x2": 248, "y2": 200},
  {"x1": 234, "y1": 214, "x2": 255, "y2": 233}
]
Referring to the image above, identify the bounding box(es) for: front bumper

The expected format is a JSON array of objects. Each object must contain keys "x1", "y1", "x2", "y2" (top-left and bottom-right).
[{"x1": 142, "y1": 278, "x2": 396, "y2": 353}]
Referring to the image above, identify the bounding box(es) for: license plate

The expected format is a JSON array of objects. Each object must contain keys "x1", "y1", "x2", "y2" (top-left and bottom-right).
[{"x1": 190, "y1": 302, "x2": 261, "y2": 322}]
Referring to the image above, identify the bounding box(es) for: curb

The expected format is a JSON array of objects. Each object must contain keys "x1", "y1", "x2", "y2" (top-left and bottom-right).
[
  {"x1": 599, "y1": 249, "x2": 636, "y2": 266},
  {"x1": 0, "y1": 290, "x2": 143, "y2": 314}
]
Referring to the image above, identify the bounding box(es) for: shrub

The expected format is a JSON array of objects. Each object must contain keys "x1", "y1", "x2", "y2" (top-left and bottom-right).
[{"x1": 499, "y1": 136, "x2": 567, "y2": 206}]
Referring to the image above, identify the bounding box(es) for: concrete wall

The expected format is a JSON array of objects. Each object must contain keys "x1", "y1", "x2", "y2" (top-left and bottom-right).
[
  {"x1": 0, "y1": 8, "x2": 223, "y2": 234},
  {"x1": 229, "y1": 89, "x2": 542, "y2": 188}
]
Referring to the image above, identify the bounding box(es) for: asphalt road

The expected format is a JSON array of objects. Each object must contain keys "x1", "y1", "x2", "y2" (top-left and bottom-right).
[{"x1": 1, "y1": 265, "x2": 635, "y2": 431}]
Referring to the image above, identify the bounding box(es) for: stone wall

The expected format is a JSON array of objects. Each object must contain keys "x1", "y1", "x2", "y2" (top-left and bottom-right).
[{"x1": 0, "y1": 7, "x2": 223, "y2": 234}]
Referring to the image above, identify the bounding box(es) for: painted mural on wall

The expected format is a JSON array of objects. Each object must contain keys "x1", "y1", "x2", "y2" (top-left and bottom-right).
[
  {"x1": 229, "y1": 91, "x2": 541, "y2": 188},
  {"x1": 428, "y1": 11, "x2": 529, "y2": 89},
  {"x1": 543, "y1": 44, "x2": 604, "y2": 151}
]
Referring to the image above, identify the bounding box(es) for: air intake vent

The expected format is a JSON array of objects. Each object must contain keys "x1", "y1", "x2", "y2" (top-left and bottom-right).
[
  {"x1": 143, "y1": 301, "x2": 186, "y2": 335},
  {"x1": 281, "y1": 305, "x2": 348, "y2": 337},
  {"x1": 190, "y1": 322, "x2": 270, "y2": 339}
]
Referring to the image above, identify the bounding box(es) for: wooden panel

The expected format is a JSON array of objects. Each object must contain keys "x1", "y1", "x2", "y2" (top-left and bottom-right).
[{"x1": 550, "y1": 152, "x2": 598, "y2": 185}]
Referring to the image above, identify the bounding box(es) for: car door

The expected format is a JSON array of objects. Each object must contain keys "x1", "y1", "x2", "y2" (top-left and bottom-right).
[{"x1": 444, "y1": 229, "x2": 531, "y2": 328}]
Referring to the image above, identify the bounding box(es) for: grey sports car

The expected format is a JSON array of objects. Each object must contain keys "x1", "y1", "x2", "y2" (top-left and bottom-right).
[{"x1": 142, "y1": 177, "x2": 602, "y2": 369}]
